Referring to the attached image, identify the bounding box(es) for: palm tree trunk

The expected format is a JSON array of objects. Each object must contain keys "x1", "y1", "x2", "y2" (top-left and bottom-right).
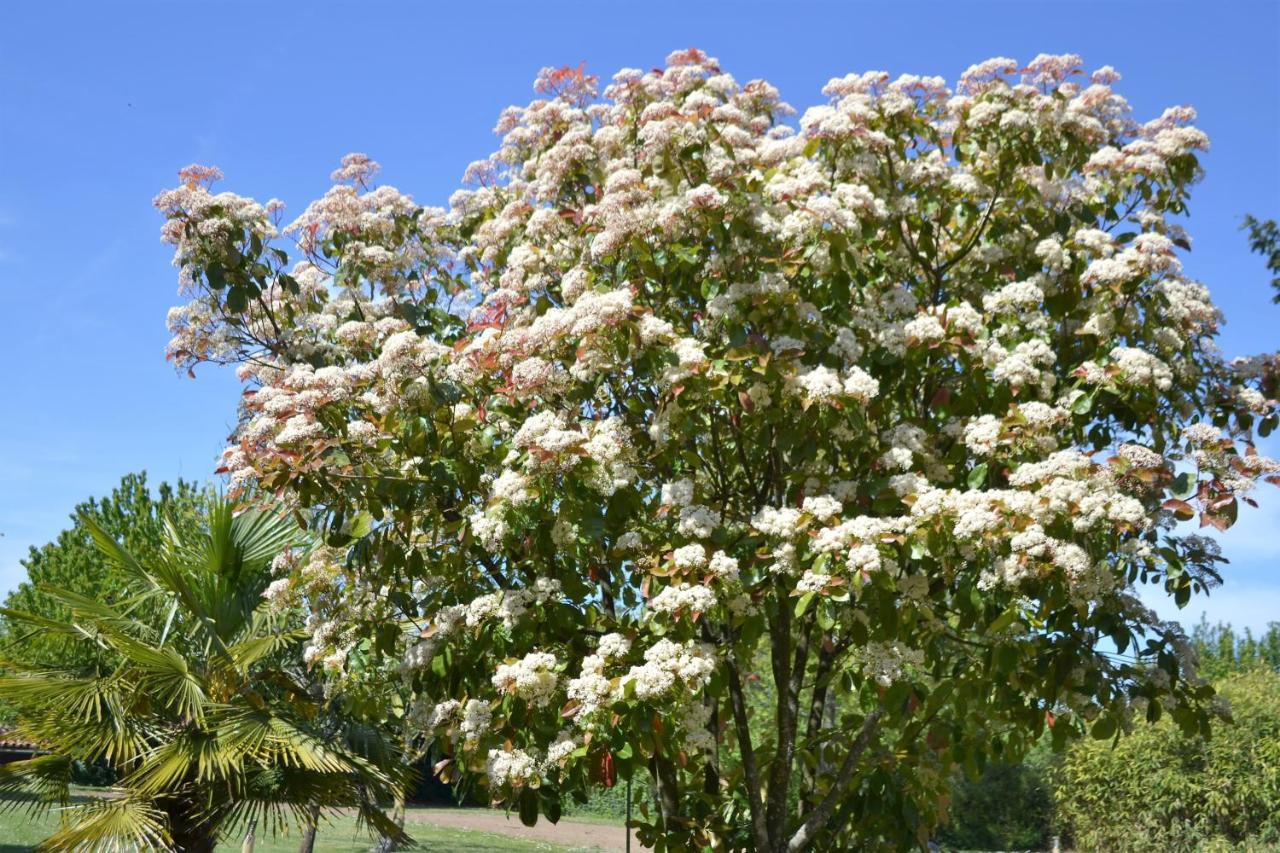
[
  {"x1": 298, "y1": 805, "x2": 320, "y2": 853},
  {"x1": 170, "y1": 825, "x2": 217, "y2": 853},
  {"x1": 164, "y1": 797, "x2": 218, "y2": 853}
]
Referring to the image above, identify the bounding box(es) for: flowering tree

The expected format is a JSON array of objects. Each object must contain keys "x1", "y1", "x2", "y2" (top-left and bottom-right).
[{"x1": 155, "y1": 50, "x2": 1280, "y2": 850}]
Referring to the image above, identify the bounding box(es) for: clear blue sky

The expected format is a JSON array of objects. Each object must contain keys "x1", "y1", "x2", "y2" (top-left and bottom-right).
[{"x1": 1, "y1": 0, "x2": 1277, "y2": 630}]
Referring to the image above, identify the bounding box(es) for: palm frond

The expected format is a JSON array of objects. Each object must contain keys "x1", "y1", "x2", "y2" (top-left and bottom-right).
[
  {"x1": 0, "y1": 673, "x2": 115, "y2": 718},
  {"x1": 225, "y1": 624, "x2": 306, "y2": 672},
  {"x1": 229, "y1": 505, "x2": 302, "y2": 575},
  {"x1": 122, "y1": 731, "x2": 225, "y2": 797},
  {"x1": 0, "y1": 755, "x2": 72, "y2": 816},
  {"x1": 0, "y1": 674, "x2": 150, "y2": 763},
  {"x1": 0, "y1": 606, "x2": 94, "y2": 641},
  {"x1": 81, "y1": 514, "x2": 158, "y2": 592},
  {"x1": 37, "y1": 796, "x2": 171, "y2": 853},
  {"x1": 104, "y1": 634, "x2": 207, "y2": 722},
  {"x1": 37, "y1": 587, "x2": 158, "y2": 644},
  {"x1": 217, "y1": 708, "x2": 355, "y2": 776}
]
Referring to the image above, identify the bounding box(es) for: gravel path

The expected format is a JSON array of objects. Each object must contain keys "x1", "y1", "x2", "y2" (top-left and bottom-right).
[{"x1": 405, "y1": 808, "x2": 641, "y2": 851}]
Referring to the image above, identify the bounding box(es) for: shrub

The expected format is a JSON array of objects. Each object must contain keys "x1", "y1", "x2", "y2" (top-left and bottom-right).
[{"x1": 1055, "y1": 669, "x2": 1280, "y2": 851}]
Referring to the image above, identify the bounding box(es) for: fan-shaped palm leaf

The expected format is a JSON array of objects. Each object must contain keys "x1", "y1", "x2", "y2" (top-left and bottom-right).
[
  {"x1": 0, "y1": 755, "x2": 72, "y2": 816},
  {"x1": 38, "y1": 796, "x2": 171, "y2": 853}
]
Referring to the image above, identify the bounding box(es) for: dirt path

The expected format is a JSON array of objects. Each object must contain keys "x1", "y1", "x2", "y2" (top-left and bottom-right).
[{"x1": 405, "y1": 808, "x2": 641, "y2": 851}]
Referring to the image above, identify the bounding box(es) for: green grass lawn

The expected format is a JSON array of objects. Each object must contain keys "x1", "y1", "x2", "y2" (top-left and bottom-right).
[{"x1": 0, "y1": 798, "x2": 590, "y2": 852}]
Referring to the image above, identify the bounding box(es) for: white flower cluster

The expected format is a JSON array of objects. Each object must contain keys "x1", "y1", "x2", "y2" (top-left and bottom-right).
[
  {"x1": 648, "y1": 582, "x2": 718, "y2": 616},
  {"x1": 856, "y1": 642, "x2": 925, "y2": 687},
  {"x1": 621, "y1": 639, "x2": 716, "y2": 701},
  {"x1": 661, "y1": 478, "x2": 695, "y2": 507},
  {"x1": 1110, "y1": 346, "x2": 1173, "y2": 391},
  {"x1": 486, "y1": 747, "x2": 540, "y2": 788},
  {"x1": 492, "y1": 651, "x2": 561, "y2": 708},
  {"x1": 673, "y1": 543, "x2": 708, "y2": 569},
  {"x1": 792, "y1": 364, "x2": 881, "y2": 405},
  {"x1": 802, "y1": 494, "x2": 842, "y2": 521},
  {"x1": 751, "y1": 505, "x2": 804, "y2": 538},
  {"x1": 433, "y1": 578, "x2": 563, "y2": 636}
]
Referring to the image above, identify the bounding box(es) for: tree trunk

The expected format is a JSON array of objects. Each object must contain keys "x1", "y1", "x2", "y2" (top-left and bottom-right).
[
  {"x1": 170, "y1": 826, "x2": 217, "y2": 853},
  {"x1": 648, "y1": 754, "x2": 680, "y2": 824},
  {"x1": 298, "y1": 804, "x2": 321, "y2": 853},
  {"x1": 164, "y1": 797, "x2": 218, "y2": 853}
]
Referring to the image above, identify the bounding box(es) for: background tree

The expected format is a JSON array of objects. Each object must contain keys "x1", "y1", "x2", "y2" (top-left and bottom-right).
[
  {"x1": 0, "y1": 497, "x2": 408, "y2": 852},
  {"x1": 1189, "y1": 617, "x2": 1280, "y2": 680},
  {"x1": 154, "y1": 51, "x2": 1280, "y2": 850},
  {"x1": 0, "y1": 472, "x2": 206, "y2": 672},
  {"x1": 936, "y1": 740, "x2": 1055, "y2": 852}
]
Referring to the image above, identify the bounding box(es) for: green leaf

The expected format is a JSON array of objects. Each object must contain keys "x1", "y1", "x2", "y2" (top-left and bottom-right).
[
  {"x1": 519, "y1": 787, "x2": 539, "y2": 827},
  {"x1": 967, "y1": 464, "x2": 988, "y2": 490},
  {"x1": 926, "y1": 680, "x2": 954, "y2": 715},
  {"x1": 1171, "y1": 472, "x2": 1195, "y2": 499},
  {"x1": 1071, "y1": 392, "x2": 1095, "y2": 415},
  {"x1": 542, "y1": 794, "x2": 561, "y2": 825},
  {"x1": 205, "y1": 263, "x2": 227, "y2": 290},
  {"x1": 817, "y1": 601, "x2": 835, "y2": 631},
  {"x1": 794, "y1": 591, "x2": 815, "y2": 618},
  {"x1": 985, "y1": 607, "x2": 1019, "y2": 637},
  {"x1": 1091, "y1": 714, "x2": 1117, "y2": 740}
]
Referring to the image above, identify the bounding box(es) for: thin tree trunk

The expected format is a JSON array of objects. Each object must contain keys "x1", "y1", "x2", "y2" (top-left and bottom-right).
[
  {"x1": 648, "y1": 753, "x2": 680, "y2": 824},
  {"x1": 726, "y1": 652, "x2": 772, "y2": 853},
  {"x1": 298, "y1": 804, "x2": 321, "y2": 853}
]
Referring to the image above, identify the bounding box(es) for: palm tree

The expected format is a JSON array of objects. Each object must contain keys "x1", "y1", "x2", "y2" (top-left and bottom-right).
[{"x1": 0, "y1": 497, "x2": 410, "y2": 852}]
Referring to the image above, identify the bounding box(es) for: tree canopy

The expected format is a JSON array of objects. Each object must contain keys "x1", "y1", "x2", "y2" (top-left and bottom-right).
[
  {"x1": 0, "y1": 472, "x2": 206, "y2": 672},
  {"x1": 152, "y1": 50, "x2": 1279, "y2": 850}
]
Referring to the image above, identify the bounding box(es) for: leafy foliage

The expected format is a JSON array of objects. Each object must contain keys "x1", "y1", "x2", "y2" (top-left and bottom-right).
[
  {"x1": 1055, "y1": 668, "x2": 1280, "y2": 852},
  {"x1": 1243, "y1": 215, "x2": 1280, "y2": 303},
  {"x1": 1189, "y1": 617, "x2": 1280, "y2": 680},
  {"x1": 0, "y1": 472, "x2": 206, "y2": 673},
  {"x1": 937, "y1": 740, "x2": 1055, "y2": 851},
  {"x1": 0, "y1": 496, "x2": 409, "y2": 852}
]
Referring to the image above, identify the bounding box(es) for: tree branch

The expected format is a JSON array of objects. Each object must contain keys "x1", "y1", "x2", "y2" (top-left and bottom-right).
[
  {"x1": 786, "y1": 708, "x2": 883, "y2": 853},
  {"x1": 725, "y1": 650, "x2": 772, "y2": 853}
]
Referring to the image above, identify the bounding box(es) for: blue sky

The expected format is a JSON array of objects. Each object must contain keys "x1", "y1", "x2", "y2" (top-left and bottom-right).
[{"x1": 0, "y1": 0, "x2": 1277, "y2": 630}]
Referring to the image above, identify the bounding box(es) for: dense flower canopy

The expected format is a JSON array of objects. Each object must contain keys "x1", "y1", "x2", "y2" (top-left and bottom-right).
[{"x1": 156, "y1": 50, "x2": 1279, "y2": 850}]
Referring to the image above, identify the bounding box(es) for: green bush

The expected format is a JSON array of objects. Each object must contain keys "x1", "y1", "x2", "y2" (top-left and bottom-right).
[{"x1": 1055, "y1": 669, "x2": 1280, "y2": 852}]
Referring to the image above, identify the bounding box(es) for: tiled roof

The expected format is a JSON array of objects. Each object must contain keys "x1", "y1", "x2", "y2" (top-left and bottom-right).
[{"x1": 0, "y1": 729, "x2": 38, "y2": 750}]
